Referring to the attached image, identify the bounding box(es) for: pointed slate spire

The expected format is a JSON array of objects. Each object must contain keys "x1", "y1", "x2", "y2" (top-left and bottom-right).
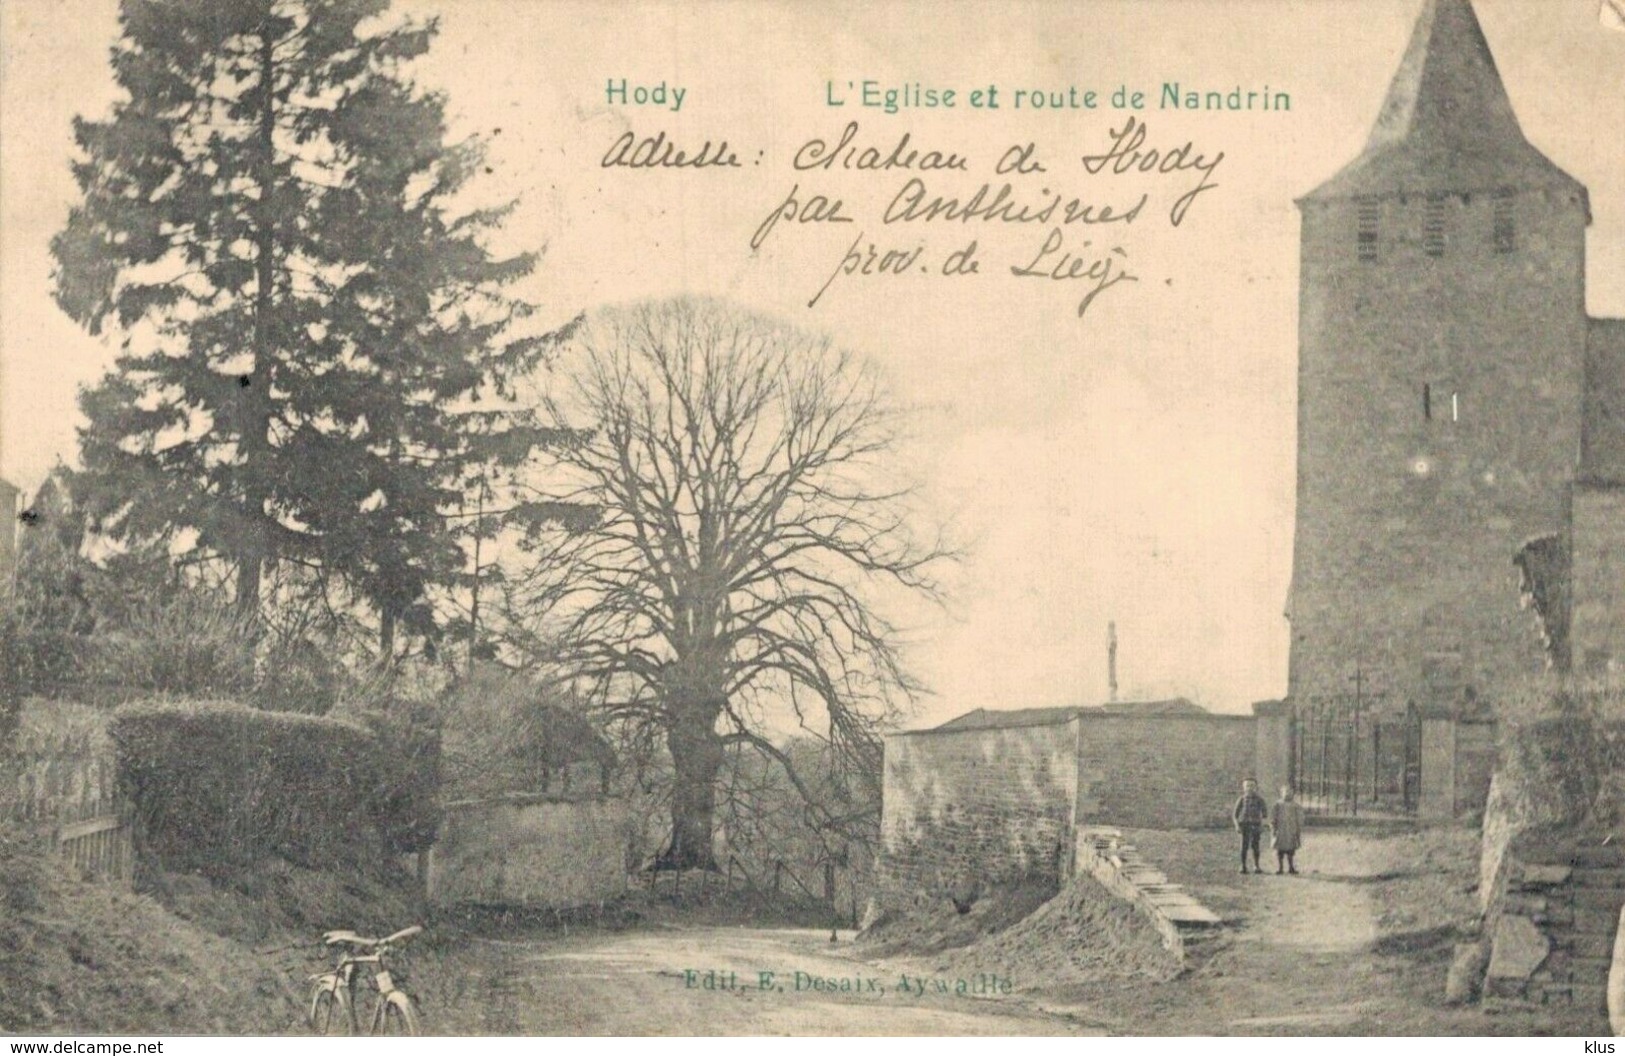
[
  {"x1": 1367, "y1": 0, "x2": 1525, "y2": 151},
  {"x1": 1304, "y1": 0, "x2": 1585, "y2": 202}
]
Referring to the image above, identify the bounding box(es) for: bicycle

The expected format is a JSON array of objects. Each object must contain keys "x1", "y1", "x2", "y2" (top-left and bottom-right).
[{"x1": 308, "y1": 924, "x2": 424, "y2": 1035}]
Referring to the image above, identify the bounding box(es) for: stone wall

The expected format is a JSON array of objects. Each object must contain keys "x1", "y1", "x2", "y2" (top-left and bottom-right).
[
  {"x1": 1252, "y1": 701, "x2": 1294, "y2": 809},
  {"x1": 877, "y1": 720, "x2": 1080, "y2": 907},
  {"x1": 1474, "y1": 711, "x2": 1621, "y2": 1028},
  {"x1": 1076, "y1": 714, "x2": 1259, "y2": 828},
  {"x1": 877, "y1": 710, "x2": 1268, "y2": 913},
  {"x1": 1455, "y1": 718, "x2": 1497, "y2": 816},
  {"x1": 1572, "y1": 485, "x2": 1625, "y2": 674},
  {"x1": 1483, "y1": 836, "x2": 1620, "y2": 1030},
  {"x1": 426, "y1": 796, "x2": 631, "y2": 908}
]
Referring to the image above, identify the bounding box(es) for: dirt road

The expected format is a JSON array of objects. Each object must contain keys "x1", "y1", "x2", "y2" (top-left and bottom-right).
[
  {"x1": 423, "y1": 924, "x2": 1103, "y2": 1035},
  {"x1": 408, "y1": 826, "x2": 1562, "y2": 1036}
]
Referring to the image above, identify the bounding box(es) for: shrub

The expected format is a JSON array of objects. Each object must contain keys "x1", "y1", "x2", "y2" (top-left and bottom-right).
[
  {"x1": 330, "y1": 666, "x2": 445, "y2": 855},
  {"x1": 110, "y1": 699, "x2": 386, "y2": 872},
  {"x1": 341, "y1": 702, "x2": 441, "y2": 856},
  {"x1": 252, "y1": 636, "x2": 342, "y2": 715},
  {"x1": 90, "y1": 594, "x2": 255, "y2": 699},
  {"x1": 0, "y1": 611, "x2": 87, "y2": 697},
  {"x1": 0, "y1": 612, "x2": 71, "y2": 758}
]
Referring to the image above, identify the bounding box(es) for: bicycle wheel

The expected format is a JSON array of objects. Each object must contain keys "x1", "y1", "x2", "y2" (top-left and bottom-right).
[
  {"x1": 378, "y1": 990, "x2": 420, "y2": 1036},
  {"x1": 308, "y1": 980, "x2": 352, "y2": 1036}
]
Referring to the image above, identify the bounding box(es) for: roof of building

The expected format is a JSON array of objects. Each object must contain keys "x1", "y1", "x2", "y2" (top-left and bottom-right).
[
  {"x1": 1582, "y1": 318, "x2": 1625, "y2": 485},
  {"x1": 1302, "y1": 0, "x2": 1586, "y2": 206},
  {"x1": 934, "y1": 699, "x2": 1208, "y2": 731}
]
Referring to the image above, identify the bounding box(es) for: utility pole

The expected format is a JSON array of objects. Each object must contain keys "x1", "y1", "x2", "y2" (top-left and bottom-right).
[
  {"x1": 1348, "y1": 664, "x2": 1364, "y2": 817},
  {"x1": 467, "y1": 480, "x2": 486, "y2": 679},
  {"x1": 1108, "y1": 621, "x2": 1119, "y2": 703}
]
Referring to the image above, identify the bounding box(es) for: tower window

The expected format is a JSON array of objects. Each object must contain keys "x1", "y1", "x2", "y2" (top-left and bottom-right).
[
  {"x1": 1451, "y1": 391, "x2": 1459, "y2": 422},
  {"x1": 1423, "y1": 196, "x2": 1447, "y2": 257},
  {"x1": 1357, "y1": 198, "x2": 1380, "y2": 261},
  {"x1": 1423, "y1": 383, "x2": 1431, "y2": 421},
  {"x1": 1493, "y1": 191, "x2": 1515, "y2": 254}
]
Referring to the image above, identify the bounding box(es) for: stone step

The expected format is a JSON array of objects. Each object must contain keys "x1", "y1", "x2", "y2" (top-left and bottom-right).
[
  {"x1": 1542, "y1": 951, "x2": 1613, "y2": 978},
  {"x1": 1178, "y1": 915, "x2": 1223, "y2": 929},
  {"x1": 1560, "y1": 886, "x2": 1625, "y2": 910},
  {"x1": 1572, "y1": 912, "x2": 1622, "y2": 937},
  {"x1": 1570, "y1": 847, "x2": 1625, "y2": 869},
  {"x1": 1518, "y1": 864, "x2": 1573, "y2": 887},
  {"x1": 1152, "y1": 901, "x2": 1222, "y2": 924},
  {"x1": 1533, "y1": 982, "x2": 1607, "y2": 1012},
  {"x1": 1547, "y1": 929, "x2": 1612, "y2": 955},
  {"x1": 1572, "y1": 868, "x2": 1625, "y2": 889}
]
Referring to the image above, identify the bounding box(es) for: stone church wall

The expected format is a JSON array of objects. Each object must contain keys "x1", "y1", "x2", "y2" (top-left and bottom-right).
[{"x1": 1291, "y1": 187, "x2": 1588, "y2": 705}]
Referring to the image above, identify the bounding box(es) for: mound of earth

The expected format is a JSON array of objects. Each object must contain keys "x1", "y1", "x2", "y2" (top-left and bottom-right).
[
  {"x1": 867, "y1": 871, "x2": 1183, "y2": 990},
  {"x1": 858, "y1": 878, "x2": 1059, "y2": 957},
  {"x1": 0, "y1": 834, "x2": 302, "y2": 1034},
  {"x1": 954, "y1": 871, "x2": 1182, "y2": 986}
]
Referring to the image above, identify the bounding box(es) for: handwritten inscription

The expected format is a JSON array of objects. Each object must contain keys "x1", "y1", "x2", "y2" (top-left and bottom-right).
[
  {"x1": 795, "y1": 122, "x2": 968, "y2": 173},
  {"x1": 1079, "y1": 117, "x2": 1223, "y2": 226},
  {"x1": 598, "y1": 111, "x2": 1231, "y2": 322},
  {"x1": 752, "y1": 184, "x2": 853, "y2": 251},
  {"x1": 602, "y1": 130, "x2": 741, "y2": 170},
  {"x1": 1011, "y1": 229, "x2": 1138, "y2": 318}
]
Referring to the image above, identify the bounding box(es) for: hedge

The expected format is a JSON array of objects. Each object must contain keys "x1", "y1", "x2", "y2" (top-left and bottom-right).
[
  {"x1": 341, "y1": 703, "x2": 441, "y2": 856},
  {"x1": 110, "y1": 699, "x2": 390, "y2": 872}
]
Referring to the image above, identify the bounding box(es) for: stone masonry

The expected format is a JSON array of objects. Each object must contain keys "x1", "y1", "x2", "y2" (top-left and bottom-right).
[
  {"x1": 877, "y1": 707, "x2": 1268, "y2": 912},
  {"x1": 1287, "y1": 0, "x2": 1624, "y2": 704},
  {"x1": 877, "y1": 719, "x2": 1079, "y2": 907}
]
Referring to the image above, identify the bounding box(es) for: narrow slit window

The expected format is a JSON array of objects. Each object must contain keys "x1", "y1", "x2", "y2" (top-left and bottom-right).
[
  {"x1": 1424, "y1": 196, "x2": 1447, "y2": 258},
  {"x1": 1493, "y1": 191, "x2": 1515, "y2": 254},
  {"x1": 1451, "y1": 391, "x2": 1459, "y2": 422},
  {"x1": 1357, "y1": 198, "x2": 1380, "y2": 262},
  {"x1": 1423, "y1": 383, "x2": 1432, "y2": 421}
]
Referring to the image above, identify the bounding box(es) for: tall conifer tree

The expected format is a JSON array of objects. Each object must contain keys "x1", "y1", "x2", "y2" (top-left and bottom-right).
[{"x1": 52, "y1": 0, "x2": 554, "y2": 658}]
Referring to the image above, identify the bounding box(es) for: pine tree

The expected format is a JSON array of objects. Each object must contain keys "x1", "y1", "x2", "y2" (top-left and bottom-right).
[{"x1": 52, "y1": 0, "x2": 557, "y2": 659}]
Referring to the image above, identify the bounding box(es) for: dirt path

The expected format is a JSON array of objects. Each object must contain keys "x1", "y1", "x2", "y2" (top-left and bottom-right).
[
  {"x1": 409, "y1": 826, "x2": 1555, "y2": 1036},
  {"x1": 1226, "y1": 833, "x2": 1384, "y2": 954},
  {"x1": 424, "y1": 924, "x2": 1104, "y2": 1035},
  {"x1": 1078, "y1": 826, "x2": 1540, "y2": 1035}
]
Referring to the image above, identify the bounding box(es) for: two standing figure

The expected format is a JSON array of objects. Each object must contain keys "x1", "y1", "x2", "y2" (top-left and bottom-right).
[{"x1": 1233, "y1": 778, "x2": 1304, "y2": 875}]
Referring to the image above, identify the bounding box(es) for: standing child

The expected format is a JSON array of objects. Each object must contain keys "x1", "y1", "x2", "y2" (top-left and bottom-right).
[
  {"x1": 1232, "y1": 778, "x2": 1268, "y2": 874},
  {"x1": 1271, "y1": 785, "x2": 1305, "y2": 875}
]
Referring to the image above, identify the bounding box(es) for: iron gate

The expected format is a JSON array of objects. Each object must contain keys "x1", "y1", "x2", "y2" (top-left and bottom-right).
[{"x1": 1290, "y1": 694, "x2": 1420, "y2": 817}]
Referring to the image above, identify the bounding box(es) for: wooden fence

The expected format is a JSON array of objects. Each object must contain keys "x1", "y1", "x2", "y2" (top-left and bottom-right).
[
  {"x1": 56, "y1": 813, "x2": 133, "y2": 883},
  {"x1": 3, "y1": 699, "x2": 131, "y2": 887}
]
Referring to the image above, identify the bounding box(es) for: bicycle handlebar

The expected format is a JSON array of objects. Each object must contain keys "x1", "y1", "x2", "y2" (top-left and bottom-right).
[{"x1": 322, "y1": 925, "x2": 424, "y2": 951}]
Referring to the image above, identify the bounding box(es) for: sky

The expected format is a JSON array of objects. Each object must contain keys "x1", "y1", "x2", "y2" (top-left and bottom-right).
[{"x1": 2, "y1": 0, "x2": 1622, "y2": 724}]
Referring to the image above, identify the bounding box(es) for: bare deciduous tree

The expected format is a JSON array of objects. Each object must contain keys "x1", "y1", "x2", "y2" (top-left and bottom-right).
[{"x1": 503, "y1": 298, "x2": 947, "y2": 869}]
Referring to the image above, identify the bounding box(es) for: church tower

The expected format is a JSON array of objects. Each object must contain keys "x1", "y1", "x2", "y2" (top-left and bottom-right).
[{"x1": 1287, "y1": 0, "x2": 1592, "y2": 704}]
